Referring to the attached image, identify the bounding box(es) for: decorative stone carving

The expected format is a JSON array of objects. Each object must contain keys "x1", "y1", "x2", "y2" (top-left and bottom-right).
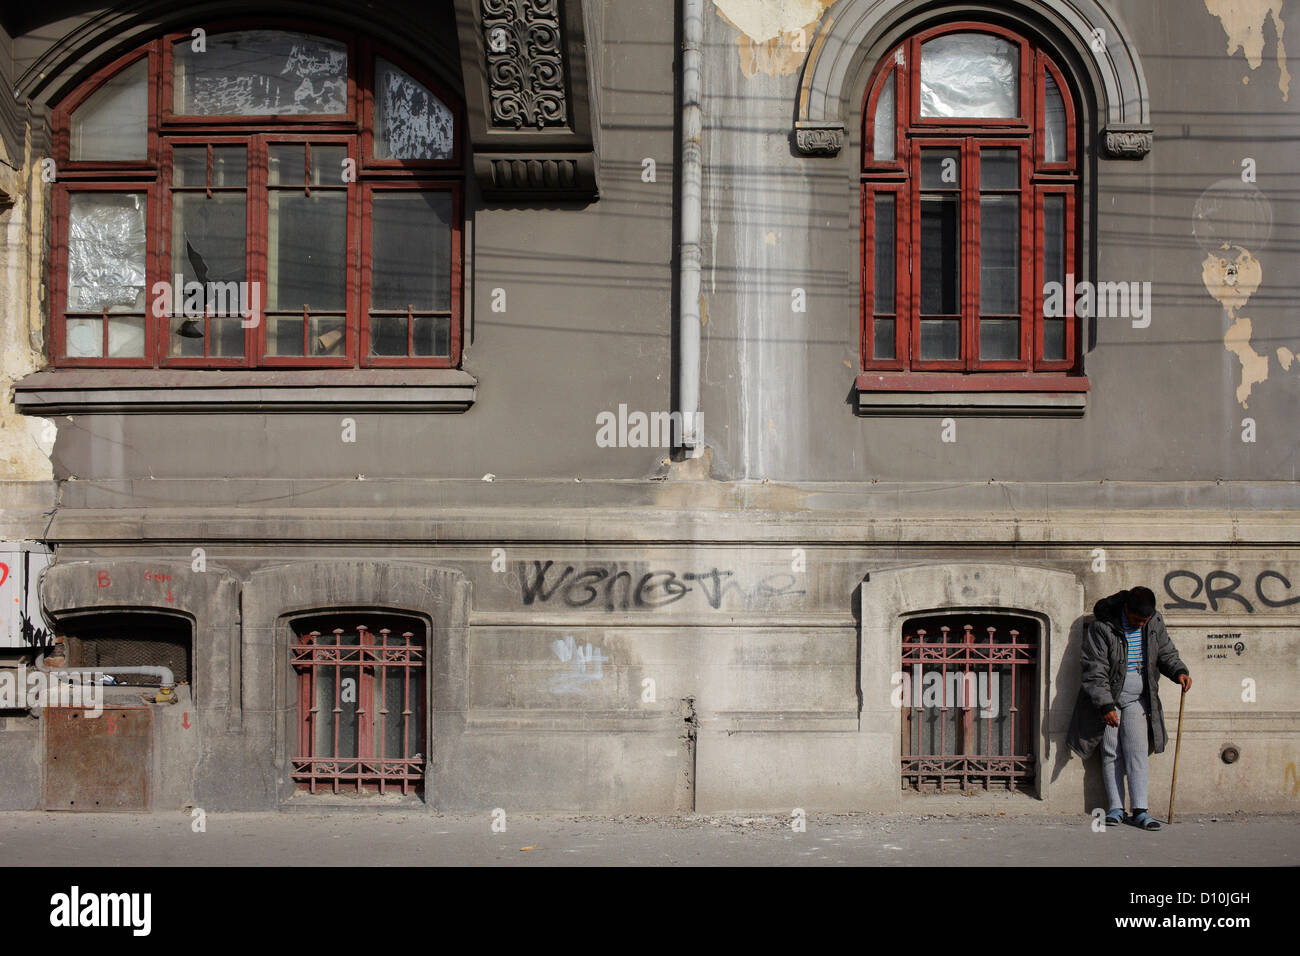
[
  {"x1": 795, "y1": 124, "x2": 844, "y2": 155},
  {"x1": 1104, "y1": 127, "x2": 1153, "y2": 158},
  {"x1": 481, "y1": 0, "x2": 568, "y2": 129},
  {"x1": 473, "y1": 153, "x2": 598, "y2": 198}
]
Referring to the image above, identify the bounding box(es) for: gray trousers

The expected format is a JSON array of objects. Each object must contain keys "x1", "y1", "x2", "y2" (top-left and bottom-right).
[{"x1": 1101, "y1": 669, "x2": 1150, "y2": 811}]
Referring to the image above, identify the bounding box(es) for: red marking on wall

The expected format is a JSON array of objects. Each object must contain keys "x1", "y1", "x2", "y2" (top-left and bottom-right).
[
  {"x1": 96, "y1": 570, "x2": 111, "y2": 588},
  {"x1": 182, "y1": 712, "x2": 190, "y2": 730},
  {"x1": 106, "y1": 713, "x2": 117, "y2": 734},
  {"x1": 0, "y1": 562, "x2": 9, "y2": 589}
]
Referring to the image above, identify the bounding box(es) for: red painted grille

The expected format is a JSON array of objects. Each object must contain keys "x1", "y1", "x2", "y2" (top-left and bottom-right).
[
  {"x1": 291, "y1": 623, "x2": 425, "y2": 795},
  {"x1": 900, "y1": 617, "x2": 1037, "y2": 792}
]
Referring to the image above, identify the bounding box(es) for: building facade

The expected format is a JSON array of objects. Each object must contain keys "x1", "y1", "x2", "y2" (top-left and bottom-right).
[{"x1": 0, "y1": 0, "x2": 1296, "y2": 813}]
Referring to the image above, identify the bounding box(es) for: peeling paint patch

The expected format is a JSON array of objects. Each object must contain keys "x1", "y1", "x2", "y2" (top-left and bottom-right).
[
  {"x1": 1277, "y1": 345, "x2": 1294, "y2": 369},
  {"x1": 714, "y1": 0, "x2": 834, "y2": 77},
  {"x1": 1201, "y1": 245, "x2": 1262, "y2": 311},
  {"x1": 1202, "y1": 245, "x2": 1270, "y2": 408},
  {"x1": 1223, "y1": 315, "x2": 1270, "y2": 407},
  {"x1": 1204, "y1": 0, "x2": 1291, "y2": 100}
]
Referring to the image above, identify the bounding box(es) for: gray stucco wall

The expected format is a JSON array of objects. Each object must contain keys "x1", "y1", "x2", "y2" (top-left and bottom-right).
[{"x1": 0, "y1": 1, "x2": 1296, "y2": 816}]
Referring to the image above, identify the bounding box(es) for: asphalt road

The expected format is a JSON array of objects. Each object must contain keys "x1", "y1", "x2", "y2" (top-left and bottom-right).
[{"x1": 2, "y1": 809, "x2": 1296, "y2": 866}]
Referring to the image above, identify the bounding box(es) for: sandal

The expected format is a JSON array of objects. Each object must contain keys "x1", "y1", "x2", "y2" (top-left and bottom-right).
[
  {"x1": 1127, "y1": 810, "x2": 1162, "y2": 831},
  {"x1": 1105, "y1": 808, "x2": 1126, "y2": 826}
]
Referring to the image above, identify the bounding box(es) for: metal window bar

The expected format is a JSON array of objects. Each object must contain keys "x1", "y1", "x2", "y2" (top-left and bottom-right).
[
  {"x1": 291, "y1": 625, "x2": 425, "y2": 795},
  {"x1": 900, "y1": 620, "x2": 1037, "y2": 792}
]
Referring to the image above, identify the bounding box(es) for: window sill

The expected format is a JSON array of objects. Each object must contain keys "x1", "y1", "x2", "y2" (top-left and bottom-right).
[
  {"x1": 855, "y1": 372, "x2": 1088, "y2": 417},
  {"x1": 12, "y1": 368, "x2": 477, "y2": 414}
]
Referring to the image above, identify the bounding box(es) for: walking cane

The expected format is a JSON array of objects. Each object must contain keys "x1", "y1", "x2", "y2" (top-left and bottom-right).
[{"x1": 1167, "y1": 685, "x2": 1188, "y2": 824}]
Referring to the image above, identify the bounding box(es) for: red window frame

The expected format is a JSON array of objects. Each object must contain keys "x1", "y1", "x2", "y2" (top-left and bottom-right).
[
  {"x1": 159, "y1": 135, "x2": 260, "y2": 367},
  {"x1": 48, "y1": 21, "x2": 464, "y2": 370},
  {"x1": 360, "y1": 181, "x2": 463, "y2": 367},
  {"x1": 860, "y1": 22, "x2": 1083, "y2": 384},
  {"x1": 51, "y1": 182, "x2": 159, "y2": 367}
]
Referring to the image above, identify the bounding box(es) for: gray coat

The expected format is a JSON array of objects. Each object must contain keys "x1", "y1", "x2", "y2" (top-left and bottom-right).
[{"x1": 1067, "y1": 590, "x2": 1190, "y2": 759}]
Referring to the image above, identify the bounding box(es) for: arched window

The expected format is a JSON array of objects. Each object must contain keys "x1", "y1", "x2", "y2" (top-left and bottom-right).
[
  {"x1": 50, "y1": 26, "x2": 463, "y2": 369},
  {"x1": 862, "y1": 23, "x2": 1078, "y2": 380}
]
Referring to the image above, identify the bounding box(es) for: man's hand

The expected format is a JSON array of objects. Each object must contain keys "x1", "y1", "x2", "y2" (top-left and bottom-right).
[
  {"x1": 1178, "y1": 673, "x2": 1192, "y2": 692},
  {"x1": 1103, "y1": 709, "x2": 1120, "y2": 727}
]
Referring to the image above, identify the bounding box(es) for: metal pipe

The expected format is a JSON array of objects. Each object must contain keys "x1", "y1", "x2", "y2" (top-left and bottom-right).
[
  {"x1": 40, "y1": 666, "x2": 176, "y2": 689},
  {"x1": 677, "y1": 0, "x2": 704, "y2": 451}
]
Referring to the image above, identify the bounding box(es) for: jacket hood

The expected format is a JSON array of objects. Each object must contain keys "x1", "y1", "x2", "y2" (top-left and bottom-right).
[{"x1": 1092, "y1": 590, "x2": 1131, "y2": 625}]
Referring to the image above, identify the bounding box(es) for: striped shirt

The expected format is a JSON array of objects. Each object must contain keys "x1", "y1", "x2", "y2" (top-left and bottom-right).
[{"x1": 1121, "y1": 614, "x2": 1144, "y2": 672}]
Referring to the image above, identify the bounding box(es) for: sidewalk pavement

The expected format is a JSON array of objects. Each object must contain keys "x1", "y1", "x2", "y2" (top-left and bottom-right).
[{"x1": 2, "y1": 809, "x2": 1295, "y2": 866}]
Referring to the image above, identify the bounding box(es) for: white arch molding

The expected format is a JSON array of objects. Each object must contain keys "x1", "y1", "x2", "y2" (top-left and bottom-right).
[{"x1": 795, "y1": 0, "x2": 1153, "y2": 158}]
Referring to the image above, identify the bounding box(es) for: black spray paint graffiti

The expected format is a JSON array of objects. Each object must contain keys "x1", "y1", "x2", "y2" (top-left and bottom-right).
[
  {"x1": 19, "y1": 613, "x2": 53, "y2": 650},
  {"x1": 517, "y1": 561, "x2": 806, "y2": 612},
  {"x1": 1163, "y1": 569, "x2": 1300, "y2": 613}
]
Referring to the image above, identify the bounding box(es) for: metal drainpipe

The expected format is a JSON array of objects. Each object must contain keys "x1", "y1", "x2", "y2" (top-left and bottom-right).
[{"x1": 678, "y1": 0, "x2": 703, "y2": 452}]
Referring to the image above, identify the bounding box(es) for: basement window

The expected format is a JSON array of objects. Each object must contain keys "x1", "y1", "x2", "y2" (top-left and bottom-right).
[
  {"x1": 60, "y1": 611, "x2": 194, "y2": 691},
  {"x1": 900, "y1": 612, "x2": 1038, "y2": 792},
  {"x1": 290, "y1": 614, "x2": 426, "y2": 795}
]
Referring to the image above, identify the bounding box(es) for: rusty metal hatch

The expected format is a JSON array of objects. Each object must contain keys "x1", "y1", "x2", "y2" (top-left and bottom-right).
[{"x1": 43, "y1": 707, "x2": 152, "y2": 811}]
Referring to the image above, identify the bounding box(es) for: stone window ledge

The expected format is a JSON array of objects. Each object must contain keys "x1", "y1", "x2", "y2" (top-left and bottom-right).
[
  {"x1": 12, "y1": 369, "x2": 477, "y2": 414},
  {"x1": 855, "y1": 373, "x2": 1088, "y2": 417}
]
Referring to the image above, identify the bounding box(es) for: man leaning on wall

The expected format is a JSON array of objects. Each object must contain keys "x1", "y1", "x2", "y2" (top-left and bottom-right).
[{"x1": 1067, "y1": 586, "x2": 1192, "y2": 831}]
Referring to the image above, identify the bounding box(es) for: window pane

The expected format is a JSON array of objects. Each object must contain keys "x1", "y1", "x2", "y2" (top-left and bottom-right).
[
  {"x1": 174, "y1": 31, "x2": 347, "y2": 115},
  {"x1": 172, "y1": 193, "x2": 247, "y2": 292},
  {"x1": 369, "y1": 315, "x2": 407, "y2": 356},
  {"x1": 371, "y1": 192, "x2": 453, "y2": 311},
  {"x1": 311, "y1": 316, "x2": 347, "y2": 356},
  {"x1": 313, "y1": 665, "x2": 336, "y2": 756},
  {"x1": 873, "y1": 317, "x2": 895, "y2": 360},
  {"x1": 873, "y1": 194, "x2": 895, "y2": 314},
  {"x1": 412, "y1": 315, "x2": 451, "y2": 356},
  {"x1": 382, "y1": 665, "x2": 406, "y2": 759},
  {"x1": 375, "y1": 58, "x2": 455, "y2": 160},
  {"x1": 268, "y1": 317, "x2": 305, "y2": 357},
  {"x1": 920, "y1": 319, "x2": 960, "y2": 359},
  {"x1": 921, "y1": 149, "x2": 960, "y2": 189},
  {"x1": 980, "y1": 318, "x2": 1019, "y2": 360},
  {"x1": 71, "y1": 59, "x2": 148, "y2": 161},
  {"x1": 311, "y1": 146, "x2": 347, "y2": 186},
  {"x1": 211, "y1": 318, "x2": 245, "y2": 357},
  {"x1": 920, "y1": 195, "x2": 959, "y2": 315},
  {"x1": 269, "y1": 145, "x2": 306, "y2": 186},
  {"x1": 67, "y1": 193, "x2": 146, "y2": 312},
  {"x1": 1043, "y1": 194, "x2": 1066, "y2": 360},
  {"x1": 1044, "y1": 320, "x2": 1066, "y2": 361},
  {"x1": 920, "y1": 33, "x2": 1018, "y2": 118},
  {"x1": 1044, "y1": 71, "x2": 1067, "y2": 163},
  {"x1": 66, "y1": 318, "x2": 101, "y2": 358},
  {"x1": 213, "y1": 147, "x2": 247, "y2": 187},
  {"x1": 107, "y1": 316, "x2": 145, "y2": 357},
  {"x1": 979, "y1": 195, "x2": 1018, "y2": 314},
  {"x1": 171, "y1": 315, "x2": 199, "y2": 356},
  {"x1": 268, "y1": 192, "x2": 347, "y2": 310},
  {"x1": 872, "y1": 72, "x2": 895, "y2": 162},
  {"x1": 980, "y1": 148, "x2": 1018, "y2": 190},
  {"x1": 172, "y1": 147, "x2": 207, "y2": 187}
]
